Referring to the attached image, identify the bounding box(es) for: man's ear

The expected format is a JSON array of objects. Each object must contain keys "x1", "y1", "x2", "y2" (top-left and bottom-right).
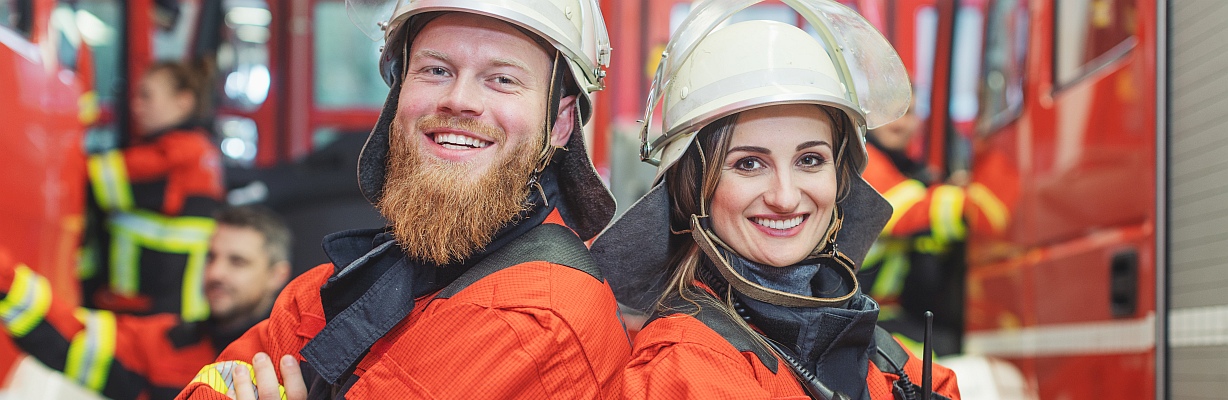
[
  {"x1": 269, "y1": 260, "x2": 291, "y2": 290},
  {"x1": 549, "y1": 95, "x2": 578, "y2": 147}
]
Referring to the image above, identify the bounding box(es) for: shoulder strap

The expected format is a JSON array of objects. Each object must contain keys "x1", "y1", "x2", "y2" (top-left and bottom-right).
[
  {"x1": 653, "y1": 294, "x2": 780, "y2": 374},
  {"x1": 870, "y1": 325, "x2": 909, "y2": 375},
  {"x1": 435, "y1": 223, "x2": 602, "y2": 299}
]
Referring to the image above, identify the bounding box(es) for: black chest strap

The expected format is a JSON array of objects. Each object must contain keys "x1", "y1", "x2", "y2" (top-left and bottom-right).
[{"x1": 436, "y1": 223, "x2": 602, "y2": 299}]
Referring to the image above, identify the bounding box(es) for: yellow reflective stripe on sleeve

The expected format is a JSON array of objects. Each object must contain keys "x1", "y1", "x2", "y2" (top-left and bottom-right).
[
  {"x1": 967, "y1": 182, "x2": 1010, "y2": 233},
  {"x1": 65, "y1": 309, "x2": 117, "y2": 392},
  {"x1": 929, "y1": 185, "x2": 967, "y2": 242},
  {"x1": 87, "y1": 151, "x2": 133, "y2": 212},
  {"x1": 0, "y1": 264, "x2": 53, "y2": 338},
  {"x1": 191, "y1": 361, "x2": 287, "y2": 399},
  {"x1": 880, "y1": 179, "x2": 927, "y2": 234}
]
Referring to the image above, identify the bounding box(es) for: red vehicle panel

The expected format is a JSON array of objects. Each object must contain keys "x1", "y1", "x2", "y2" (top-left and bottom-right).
[{"x1": 0, "y1": 0, "x2": 92, "y2": 381}]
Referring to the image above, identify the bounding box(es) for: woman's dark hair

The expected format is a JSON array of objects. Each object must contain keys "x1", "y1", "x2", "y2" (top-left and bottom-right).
[{"x1": 147, "y1": 59, "x2": 216, "y2": 123}]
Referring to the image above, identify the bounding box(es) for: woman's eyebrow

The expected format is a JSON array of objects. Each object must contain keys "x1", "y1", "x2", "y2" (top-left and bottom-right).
[
  {"x1": 797, "y1": 140, "x2": 831, "y2": 152},
  {"x1": 728, "y1": 145, "x2": 771, "y2": 155}
]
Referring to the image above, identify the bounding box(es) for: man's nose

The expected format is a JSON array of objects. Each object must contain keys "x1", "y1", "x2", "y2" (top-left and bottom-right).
[{"x1": 437, "y1": 78, "x2": 485, "y2": 117}]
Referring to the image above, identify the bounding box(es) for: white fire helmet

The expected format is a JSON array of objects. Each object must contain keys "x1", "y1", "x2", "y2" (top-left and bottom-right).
[
  {"x1": 348, "y1": 0, "x2": 611, "y2": 122},
  {"x1": 345, "y1": 0, "x2": 616, "y2": 240},
  {"x1": 639, "y1": 0, "x2": 911, "y2": 179}
]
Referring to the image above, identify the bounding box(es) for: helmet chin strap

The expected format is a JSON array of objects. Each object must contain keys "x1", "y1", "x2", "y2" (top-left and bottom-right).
[
  {"x1": 529, "y1": 51, "x2": 568, "y2": 206},
  {"x1": 689, "y1": 213, "x2": 858, "y2": 308}
]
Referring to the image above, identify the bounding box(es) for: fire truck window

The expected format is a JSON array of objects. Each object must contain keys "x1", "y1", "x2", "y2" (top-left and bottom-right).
[
  {"x1": 75, "y1": 0, "x2": 122, "y2": 152},
  {"x1": 219, "y1": 115, "x2": 258, "y2": 167},
  {"x1": 912, "y1": 6, "x2": 938, "y2": 123},
  {"x1": 152, "y1": 0, "x2": 200, "y2": 60},
  {"x1": 1054, "y1": 0, "x2": 1136, "y2": 87},
  {"x1": 0, "y1": 0, "x2": 30, "y2": 35},
  {"x1": 313, "y1": 1, "x2": 385, "y2": 109},
  {"x1": 977, "y1": 0, "x2": 1028, "y2": 134},
  {"x1": 50, "y1": 4, "x2": 81, "y2": 71},
  {"x1": 218, "y1": 1, "x2": 271, "y2": 112}
]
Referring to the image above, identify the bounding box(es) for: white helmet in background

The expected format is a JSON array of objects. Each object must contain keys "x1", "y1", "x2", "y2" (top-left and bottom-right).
[{"x1": 345, "y1": 0, "x2": 616, "y2": 240}]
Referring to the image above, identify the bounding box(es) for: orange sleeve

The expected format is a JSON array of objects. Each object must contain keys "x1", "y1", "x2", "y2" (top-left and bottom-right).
[
  {"x1": 863, "y1": 146, "x2": 967, "y2": 241},
  {"x1": 122, "y1": 132, "x2": 209, "y2": 182},
  {"x1": 177, "y1": 264, "x2": 333, "y2": 399}
]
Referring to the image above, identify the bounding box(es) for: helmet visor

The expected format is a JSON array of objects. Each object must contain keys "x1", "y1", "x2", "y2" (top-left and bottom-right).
[
  {"x1": 640, "y1": 0, "x2": 909, "y2": 161},
  {"x1": 347, "y1": 0, "x2": 403, "y2": 40}
]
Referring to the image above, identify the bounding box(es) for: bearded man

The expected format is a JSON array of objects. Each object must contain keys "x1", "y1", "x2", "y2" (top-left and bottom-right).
[{"x1": 176, "y1": 1, "x2": 629, "y2": 399}]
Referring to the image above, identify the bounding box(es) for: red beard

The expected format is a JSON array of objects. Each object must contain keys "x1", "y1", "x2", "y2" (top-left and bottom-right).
[{"x1": 377, "y1": 113, "x2": 540, "y2": 265}]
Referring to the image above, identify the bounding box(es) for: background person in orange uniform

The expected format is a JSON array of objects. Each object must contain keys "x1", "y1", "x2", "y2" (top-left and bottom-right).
[
  {"x1": 592, "y1": 3, "x2": 960, "y2": 399},
  {"x1": 856, "y1": 107, "x2": 968, "y2": 356},
  {"x1": 176, "y1": 1, "x2": 629, "y2": 399},
  {"x1": 83, "y1": 60, "x2": 225, "y2": 322},
  {"x1": 0, "y1": 205, "x2": 290, "y2": 400}
]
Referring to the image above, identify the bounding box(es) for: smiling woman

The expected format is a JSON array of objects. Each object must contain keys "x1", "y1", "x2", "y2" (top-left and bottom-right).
[{"x1": 590, "y1": 1, "x2": 961, "y2": 398}]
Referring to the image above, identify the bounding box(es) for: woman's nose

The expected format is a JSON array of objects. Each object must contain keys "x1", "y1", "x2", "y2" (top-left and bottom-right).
[{"x1": 762, "y1": 171, "x2": 801, "y2": 212}]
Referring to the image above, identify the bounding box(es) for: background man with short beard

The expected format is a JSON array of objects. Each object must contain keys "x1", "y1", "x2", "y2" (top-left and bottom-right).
[
  {"x1": 176, "y1": 1, "x2": 629, "y2": 399},
  {"x1": 0, "y1": 205, "x2": 291, "y2": 399}
]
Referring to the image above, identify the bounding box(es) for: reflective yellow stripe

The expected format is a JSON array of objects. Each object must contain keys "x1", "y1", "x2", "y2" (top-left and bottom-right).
[
  {"x1": 967, "y1": 182, "x2": 1010, "y2": 233},
  {"x1": 107, "y1": 210, "x2": 215, "y2": 321},
  {"x1": 78, "y1": 245, "x2": 98, "y2": 280},
  {"x1": 182, "y1": 249, "x2": 210, "y2": 322},
  {"x1": 863, "y1": 240, "x2": 887, "y2": 268},
  {"x1": 87, "y1": 151, "x2": 133, "y2": 212},
  {"x1": 0, "y1": 265, "x2": 53, "y2": 338},
  {"x1": 929, "y1": 185, "x2": 967, "y2": 242},
  {"x1": 880, "y1": 180, "x2": 927, "y2": 234},
  {"x1": 65, "y1": 309, "x2": 117, "y2": 392},
  {"x1": 191, "y1": 361, "x2": 286, "y2": 399},
  {"x1": 869, "y1": 240, "x2": 910, "y2": 300}
]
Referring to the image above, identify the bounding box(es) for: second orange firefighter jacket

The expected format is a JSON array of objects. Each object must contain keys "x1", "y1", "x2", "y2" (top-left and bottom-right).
[{"x1": 623, "y1": 288, "x2": 962, "y2": 400}]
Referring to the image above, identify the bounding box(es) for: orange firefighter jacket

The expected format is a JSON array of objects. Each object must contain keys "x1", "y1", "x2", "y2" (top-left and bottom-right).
[
  {"x1": 0, "y1": 252, "x2": 252, "y2": 400},
  {"x1": 177, "y1": 219, "x2": 631, "y2": 399},
  {"x1": 624, "y1": 309, "x2": 961, "y2": 399}
]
